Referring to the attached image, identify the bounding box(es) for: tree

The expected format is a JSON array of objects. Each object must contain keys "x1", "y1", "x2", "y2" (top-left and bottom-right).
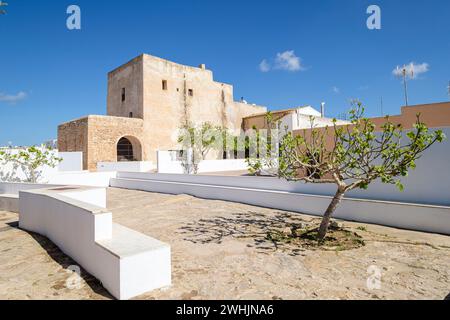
[
  {"x1": 246, "y1": 112, "x2": 284, "y2": 176},
  {"x1": 0, "y1": 145, "x2": 62, "y2": 183},
  {"x1": 177, "y1": 122, "x2": 222, "y2": 174},
  {"x1": 278, "y1": 101, "x2": 446, "y2": 241}
]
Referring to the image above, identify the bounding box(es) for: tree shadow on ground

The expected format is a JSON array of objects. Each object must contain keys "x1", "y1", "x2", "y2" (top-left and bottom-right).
[
  {"x1": 178, "y1": 211, "x2": 319, "y2": 256},
  {"x1": 6, "y1": 221, "x2": 113, "y2": 300}
]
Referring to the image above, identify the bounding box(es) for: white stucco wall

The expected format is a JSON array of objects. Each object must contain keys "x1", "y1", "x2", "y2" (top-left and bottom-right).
[
  {"x1": 291, "y1": 113, "x2": 350, "y2": 130},
  {"x1": 48, "y1": 172, "x2": 117, "y2": 187},
  {"x1": 58, "y1": 152, "x2": 83, "y2": 172},
  {"x1": 0, "y1": 149, "x2": 59, "y2": 183},
  {"x1": 0, "y1": 169, "x2": 115, "y2": 189},
  {"x1": 97, "y1": 161, "x2": 154, "y2": 173},
  {"x1": 0, "y1": 149, "x2": 83, "y2": 182},
  {"x1": 157, "y1": 151, "x2": 185, "y2": 174},
  {"x1": 199, "y1": 159, "x2": 248, "y2": 172},
  {"x1": 275, "y1": 107, "x2": 349, "y2": 132},
  {"x1": 157, "y1": 151, "x2": 248, "y2": 174}
]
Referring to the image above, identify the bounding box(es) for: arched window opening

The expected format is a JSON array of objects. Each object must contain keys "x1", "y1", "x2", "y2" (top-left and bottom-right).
[{"x1": 117, "y1": 137, "x2": 134, "y2": 161}]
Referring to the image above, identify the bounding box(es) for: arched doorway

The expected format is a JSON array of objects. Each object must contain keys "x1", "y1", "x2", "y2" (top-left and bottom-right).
[{"x1": 117, "y1": 136, "x2": 142, "y2": 161}]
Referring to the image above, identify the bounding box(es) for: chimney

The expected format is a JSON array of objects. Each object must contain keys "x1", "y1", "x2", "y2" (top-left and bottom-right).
[
  {"x1": 199, "y1": 64, "x2": 206, "y2": 70},
  {"x1": 321, "y1": 102, "x2": 325, "y2": 117}
]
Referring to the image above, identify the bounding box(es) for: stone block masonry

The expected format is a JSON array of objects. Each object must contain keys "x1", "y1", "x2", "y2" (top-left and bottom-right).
[{"x1": 58, "y1": 115, "x2": 145, "y2": 171}]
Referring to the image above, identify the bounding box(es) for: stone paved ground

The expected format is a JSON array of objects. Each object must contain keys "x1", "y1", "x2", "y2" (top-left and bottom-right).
[{"x1": 0, "y1": 187, "x2": 449, "y2": 300}]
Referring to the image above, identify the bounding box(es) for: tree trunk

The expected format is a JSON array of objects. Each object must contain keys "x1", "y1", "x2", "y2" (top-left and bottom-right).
[{"x1": 318, "y1": 188, "x2": 346, "y2": 241}]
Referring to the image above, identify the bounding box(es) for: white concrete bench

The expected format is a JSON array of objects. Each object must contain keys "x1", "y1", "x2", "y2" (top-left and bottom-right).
[
  {"x1": 97, "y1": 224, "x2": 171, "y2": 299},
  {"x1": 18, "y1": 186, "x2": 171, "y2": 300}
]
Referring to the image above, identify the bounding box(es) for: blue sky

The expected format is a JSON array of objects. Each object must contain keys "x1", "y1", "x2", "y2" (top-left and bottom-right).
[{"x1": 1, "y1": 0, "x2": 449, "y2": 146}]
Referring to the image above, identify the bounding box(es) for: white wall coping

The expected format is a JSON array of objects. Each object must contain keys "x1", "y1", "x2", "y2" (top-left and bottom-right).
[
  {"x1": 0, "y1": 182, "x2": 61, "y2": 195},
  {"x1": 48, "y1": 171, "x2": 117, "y2": 188},
  {"x1": 25, "y1": 187, "x2": 111, "y2": 214},
  {"x1": 97, "y1": 161, "x2": 155, "y2": 173}
]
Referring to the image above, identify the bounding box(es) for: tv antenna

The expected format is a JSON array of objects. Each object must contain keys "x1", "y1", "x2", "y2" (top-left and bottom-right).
[
  {"x1": 395, "y1": 64, "x2": 414, "y2": 106},
  {"x1": 380, "y1": 96, "x2": 384, "y2": 116},
  {"x1": 447, "y1": 81, "x2": 450, "y2": 100}
]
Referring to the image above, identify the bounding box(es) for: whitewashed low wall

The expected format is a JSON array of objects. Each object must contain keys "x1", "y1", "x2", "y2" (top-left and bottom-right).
[
  {"x1": 157, "y1": 151, "x2": 247, "y2": 174},
  {"x1": 48, "y1": 171, "x2": 117, "y2": 187},
  {"x1": 157, "y1": 151, "x2": 184, "y2": 174},
  {"x1": 0, "y1": 182, "x2": 60, "y2": 195},
  {"x1": 0, "y1": 170, "x2": 115, "y2": 189},
  {"x1": 19, "y1": 186, "x2": 171, "y2": 300},
  {"x1": 0, "y1": 182, "x2": 61, "y2": 213},
  {"x1": 111, "y1": 173, "x2": 450, "y2": 235},
  {"x1": 199, "y1": 159, "x2": 248, "y2": 173},
  {"x1": 0, "y1": 150, "x2": 82, "y2": 182},
  {"x1": 0, "y1": 150, "x2": 59, "y2": 183},
  {"x1": 97, "y1": 161, "x2": 154, "y2": 173},
  {"x1": 58, "y1": 152, "x2": 83, "y2": 172}
]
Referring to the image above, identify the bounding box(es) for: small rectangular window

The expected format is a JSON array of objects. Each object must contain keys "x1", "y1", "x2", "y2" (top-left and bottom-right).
[
  {"x1": 162, "y1": 80, "x2": 168, "y2": 91},
  {"x1": 129, "y1": 112, "x2": 133, "y2": 118},
  {"x1": 121, "y1": 88, "x2": 126, "y2": 102},
  {"x1": 188, "y1": 89, "x2": 194, "y2": 97}
]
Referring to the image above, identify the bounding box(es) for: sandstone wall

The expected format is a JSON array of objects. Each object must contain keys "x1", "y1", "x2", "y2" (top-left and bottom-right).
[
  {"x1": 58, "y1": 116, "x2": 145, "y2": 171},
  {"x1": 141, "y1": 54, "x2": 267, "y2": 160},
  {"x1": 107, "y1": 56, "x2": 144, "y2": 119},
  {"x1": 106, "y1": 54, "x2": 267, "y2": 162},
  {"x1": 58, "y1": 117, "x2": 89, "y2": 169}
]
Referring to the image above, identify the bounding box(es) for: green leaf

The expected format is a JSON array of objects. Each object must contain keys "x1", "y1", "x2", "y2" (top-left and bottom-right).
[{"x1": 395, "y1": 180, "x2": 404, "y2": 192}]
